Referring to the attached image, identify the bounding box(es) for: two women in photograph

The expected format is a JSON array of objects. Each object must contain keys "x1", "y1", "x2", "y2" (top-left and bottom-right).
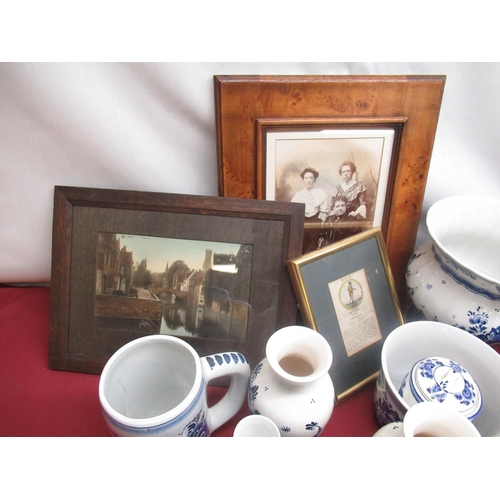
[{"x1": 292, "y1": 160, "x2": 368, "y2": 252}]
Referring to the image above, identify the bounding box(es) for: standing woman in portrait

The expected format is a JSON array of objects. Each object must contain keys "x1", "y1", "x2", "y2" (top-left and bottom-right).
[
  {"x1": 291, "y1": 167, "x2": 329, "y2": 253},
  {"x1": 291, "y1": 167, "x2": 328, "y2": 221},
  {"x1": 332, "y1": 160, "x2": 368, "y2": 220}
]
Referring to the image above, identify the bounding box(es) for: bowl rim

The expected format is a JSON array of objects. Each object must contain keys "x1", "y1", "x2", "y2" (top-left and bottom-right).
[{"x1": 426, "y1": 195, "x2": 500, "y2": 286}]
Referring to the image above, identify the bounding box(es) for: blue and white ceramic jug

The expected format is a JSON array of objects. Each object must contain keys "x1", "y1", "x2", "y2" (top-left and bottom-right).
[{"x1": 99, "y1": 335, "x2": 250, "y2": 436}]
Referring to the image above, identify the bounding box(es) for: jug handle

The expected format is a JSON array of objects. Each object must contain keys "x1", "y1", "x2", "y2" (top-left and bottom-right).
[{"x1": 201, "y1": 352, "x2": 250, "y2": 434}]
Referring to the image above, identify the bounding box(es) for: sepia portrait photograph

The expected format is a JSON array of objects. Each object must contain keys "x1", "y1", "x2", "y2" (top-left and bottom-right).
[
  {"x1": 265, "y1": 128, "x2": 395, "y2": 253},
  {"x1": 94, "y1": 232, "x2": 253, "y2": 343}
]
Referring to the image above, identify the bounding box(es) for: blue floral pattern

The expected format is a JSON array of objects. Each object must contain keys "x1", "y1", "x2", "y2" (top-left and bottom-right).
[
  {"x1": 406, "y1": 240, "x2": 500, "y2": 345},
  {"x1": 305, "y1": 422, "x2": 322, "y2": 436},
  {"x1": 248, "y1": 362, "x2": 262, "y2": 411},
  {"x1": 248, "y1": 384, "x2": 259, "y2": 403},
  {"x1": 455, "y1": 306, "x2": 500, "y2": 343},
  {"x1": 374, "y1": 372, "x2": 405, "y2": 426},
  {"x1": 250, "y1": 362, "x2": 262, "y2": 382},
  {"x1": 179, "y1": 409, "x2": 209, "y2": 437},
  {"x1": 248, "y1": 358, "x2": 332, "y2": 437},
  {"x1": 398, "y1": 357, "x2": 482, "y2": 420},
  {"x1": 417, "y1": 358, "x2": 477, "y2": 407}
]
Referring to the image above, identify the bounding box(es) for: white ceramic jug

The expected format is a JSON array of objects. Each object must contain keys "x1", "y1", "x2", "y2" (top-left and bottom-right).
[{"x1": 99, "y1": 335, "x2": 250, "y2": 436}]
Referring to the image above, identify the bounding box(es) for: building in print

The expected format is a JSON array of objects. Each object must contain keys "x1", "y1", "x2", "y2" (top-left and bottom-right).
[
  {"x1": 96, "y1": 233, "x2": 134, "y2": 295},
  {"x1": 93, "y1": 236, "x2": 252, "y2": 342},
  {"x1": 95, "y1": 233, "x2": 161, "y2": 332},
  {"x1": 202, "y1": 249, "x2": 213, "y2": 272}
]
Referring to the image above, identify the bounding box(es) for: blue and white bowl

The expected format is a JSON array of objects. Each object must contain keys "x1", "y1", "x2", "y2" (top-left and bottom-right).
[
  {"x1": 406, "y1": 195, "x2": 500, "y2": 344},
  {"x1": 374, "y1": 321, "x2": 500, "y2": 437}
]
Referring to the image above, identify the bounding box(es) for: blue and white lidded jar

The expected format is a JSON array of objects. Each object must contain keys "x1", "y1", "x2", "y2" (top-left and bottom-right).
[{"x1": 398, "y1": 356, "x2": 482, "y2": 421}]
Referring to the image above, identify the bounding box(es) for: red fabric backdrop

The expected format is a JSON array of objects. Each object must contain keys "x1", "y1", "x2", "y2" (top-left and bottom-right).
[{"x1": 0, "y1": 286, "x2": 379, "y2": 437}]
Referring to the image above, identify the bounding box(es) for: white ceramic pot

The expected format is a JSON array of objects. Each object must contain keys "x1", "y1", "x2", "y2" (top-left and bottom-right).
[
  {"x1": 374, "y1": 321, "x2": 500, "y2": 437},
  {"x1": 99, "y1": 335, "x2": 250, "y2": 436},
  {"x1": 406, "y1": 195, "x2": 500, "y2": 344},
  {"x1": 248, "y1": 326, "x2": 335, "y2": 437}
]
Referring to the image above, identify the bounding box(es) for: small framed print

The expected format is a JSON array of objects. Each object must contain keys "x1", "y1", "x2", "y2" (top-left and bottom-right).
[
  {"x1": 49, "y1": 186, "x2": 304, "y2": 374},
  {"x1": 287, "y1": 227, "x2": 404, "y2": 402}
]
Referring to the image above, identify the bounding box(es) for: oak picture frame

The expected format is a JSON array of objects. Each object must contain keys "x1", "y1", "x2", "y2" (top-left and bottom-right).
[
  {"x1": 214, "y1": 75, "x2": 446, "y2": 307},
  {"x1": 49, "y1": 186, "x2": 304, "y2": 374}
]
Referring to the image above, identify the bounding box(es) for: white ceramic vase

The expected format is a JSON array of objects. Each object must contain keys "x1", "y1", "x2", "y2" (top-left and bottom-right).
[
  {"x1": 406, "y1": 195, "x2": 500, "y2": 344},
  {"x1": 247, "y1": 326, "x2": 335, "y2": 437}
]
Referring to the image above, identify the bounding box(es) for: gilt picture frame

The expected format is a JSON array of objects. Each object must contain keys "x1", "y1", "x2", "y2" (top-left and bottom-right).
[
  {"x1": 49, "y1": 186, "x2": 304, "y2": 374},
  {"x1": 214, "y1": 74, "x2": 446, "y2": 307},
  {"x1": 287, "y1": 227, "x2": 404, "y2": 402}
]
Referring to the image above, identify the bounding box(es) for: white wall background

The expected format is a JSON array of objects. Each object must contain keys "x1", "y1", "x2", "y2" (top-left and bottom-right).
[{"x1": 2, "y1": 62, "x2": 500, "y2": 283}]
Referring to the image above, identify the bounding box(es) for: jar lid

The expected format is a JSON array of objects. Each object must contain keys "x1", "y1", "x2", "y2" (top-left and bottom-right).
[{"x1": 407, "y1": 357, "x2": 482, "y2": 420}]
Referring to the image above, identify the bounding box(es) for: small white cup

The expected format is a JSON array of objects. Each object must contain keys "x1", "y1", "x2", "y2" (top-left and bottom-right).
[
  {"x1": 374, "y1": 402, "x2": 481, "y2": 437},
  {"x1": 403, "y1": 402, "x2": 480, "y2": 437},
  {"x1": 233, "y1": 415, "x2": 281, "y2": 437}
]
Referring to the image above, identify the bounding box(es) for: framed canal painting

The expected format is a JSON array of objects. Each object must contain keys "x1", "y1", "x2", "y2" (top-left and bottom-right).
[{"x1": 49, "y1": 186, "x2": 304, "y2": 374}]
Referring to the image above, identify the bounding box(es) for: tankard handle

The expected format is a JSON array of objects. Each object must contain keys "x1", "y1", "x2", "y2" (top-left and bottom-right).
[{"x1": 201, "y1": 352, "x2": 250, "y2": 434}]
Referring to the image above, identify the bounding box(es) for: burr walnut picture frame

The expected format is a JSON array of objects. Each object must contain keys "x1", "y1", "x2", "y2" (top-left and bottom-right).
[
  {"x1": 49, "y1": 186, "x2": 304, "y2": 374},
  {"x1": 214, "y1": 75, "x2": 446, "y2": 307}
]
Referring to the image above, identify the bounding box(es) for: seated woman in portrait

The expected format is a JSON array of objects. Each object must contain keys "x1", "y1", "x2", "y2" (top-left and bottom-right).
[
  {"x1": 318, "y1": 195, "x2": 362, "y2": 247},
  {"x1": 331, "y1": 160, "x2": 368, "y2": 220}
]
